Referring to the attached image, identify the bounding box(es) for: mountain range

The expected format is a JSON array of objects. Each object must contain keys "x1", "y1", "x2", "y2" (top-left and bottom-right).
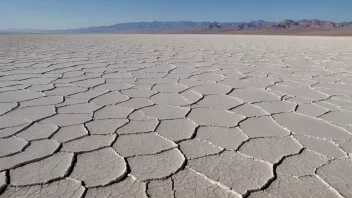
[{"x1": 2, "y1": 19, "x2": 352, "y2": 35}]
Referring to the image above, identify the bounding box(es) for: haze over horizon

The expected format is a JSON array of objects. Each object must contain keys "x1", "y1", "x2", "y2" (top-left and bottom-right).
[{"x1": 1, "y1": 0, "x2": 352, "y2": 30}]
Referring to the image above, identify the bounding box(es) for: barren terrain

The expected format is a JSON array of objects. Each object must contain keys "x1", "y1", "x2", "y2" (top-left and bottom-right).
[
  {"x1": 0, "y1": 35, "x2": 352, "y2": 198},
  {"x1": 183, "y1": 29, "x2": 352, "y2": 36}
]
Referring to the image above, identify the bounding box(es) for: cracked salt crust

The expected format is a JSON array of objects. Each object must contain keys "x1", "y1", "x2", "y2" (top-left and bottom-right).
[{"x1": 1, "y1": 35, "x2": 352, "y2": 197}]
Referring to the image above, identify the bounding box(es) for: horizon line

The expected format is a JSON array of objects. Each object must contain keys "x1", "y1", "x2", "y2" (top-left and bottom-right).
[{"x1": 2, "y1": 18, "x2": 352, "y2": 31}]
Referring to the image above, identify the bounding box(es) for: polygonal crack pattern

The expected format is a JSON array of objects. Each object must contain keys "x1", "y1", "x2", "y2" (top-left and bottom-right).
[
  {"x1": 188, "y1": 151, "x2": 274, "y2": 195},
  {"x1": 0, "y1": 35, "x2": 351, "y2": 197}
]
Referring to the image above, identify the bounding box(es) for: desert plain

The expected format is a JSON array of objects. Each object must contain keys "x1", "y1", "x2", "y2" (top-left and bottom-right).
[{"x1": 0, "y1": 34, "x2": 352, "y2": 198}]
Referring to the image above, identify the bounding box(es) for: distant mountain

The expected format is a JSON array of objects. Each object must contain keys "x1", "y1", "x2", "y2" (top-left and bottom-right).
[
  {"x1": 185, "y1": 19, "x2": 352, "y2": 35},
  {"x1": 240, "y1": 20, "x2": 276, "y2": 28},
  {"x1": 53, "y1": 21, "x2": 212, "y2": 34},
  {"x1": 272, "y1": 19, "x2": 340, "y2": 29},
  {"x1": 1, "y1": 19, "x2": 352, "y2": 34},
  {"x1": 194, "y1": 19, "x2": 351, "y2": 31}
]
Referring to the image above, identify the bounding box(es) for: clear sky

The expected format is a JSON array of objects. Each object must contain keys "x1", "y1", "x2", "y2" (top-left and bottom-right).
[{"x1": 1, "y1": 0, "x2": 352, "y2": 30}]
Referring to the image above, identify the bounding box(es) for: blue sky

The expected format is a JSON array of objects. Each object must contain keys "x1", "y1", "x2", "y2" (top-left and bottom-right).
[{"x1": 1, "y1": 0, "x2": 352, "y2": 29}]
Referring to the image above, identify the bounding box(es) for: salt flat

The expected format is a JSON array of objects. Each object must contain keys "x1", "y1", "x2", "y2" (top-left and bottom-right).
[{"x1": 0, "y1": 34, "x2": 352, "y2": 198}]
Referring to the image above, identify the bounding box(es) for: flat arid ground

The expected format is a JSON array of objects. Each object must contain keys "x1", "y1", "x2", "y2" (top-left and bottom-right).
[{"x1": 1, "y1": 35, "x2": 352, "y2": 198}]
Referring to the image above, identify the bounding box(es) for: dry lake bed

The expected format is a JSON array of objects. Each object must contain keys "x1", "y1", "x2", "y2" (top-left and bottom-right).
[{"x1": 0, "y1": 34, "x2": 352, "y2": 198}]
